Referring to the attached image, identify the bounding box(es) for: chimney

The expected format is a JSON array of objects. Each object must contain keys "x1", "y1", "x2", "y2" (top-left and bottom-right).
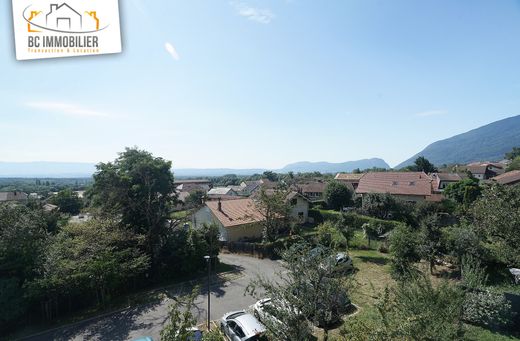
[
  {"x1": 50, "y1": 4, "x2": 58, "y2": 12},
  {"x1": 217, "y1": 198, "x2": 222, "y2": 212}
]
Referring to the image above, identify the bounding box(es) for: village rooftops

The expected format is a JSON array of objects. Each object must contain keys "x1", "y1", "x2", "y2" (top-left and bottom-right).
[
  {"x1": 334, "y1": 173, "x2": 365, "y2": 181},
  {"x1": 491, "y1": 170, "x2": 520, "y2": 186},
  {"x1": 0, "y1": 191, "x2": 28, "y2": 202},
  {"x1": 356, "y1": 172, "x2": 432, "y2": 196},
  {"x1": 207, "y1": 187, "x2": 236, "y2": 196},
  {"x1": 206, "y1": 198, "x2": 264, "y2": 228}
]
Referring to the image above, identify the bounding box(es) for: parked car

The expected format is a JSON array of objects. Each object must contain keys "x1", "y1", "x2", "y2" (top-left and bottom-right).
[
  {"x1": 133, "y1": 337, "x2": 153, "y2": 341},
  {"x1": 220, "y1": 310, "x2": 267, "y2": 341},
  {"x1": 187, "y1": 327, "x2": 204, "y2": 341},
  {"x1": 310, "y1": 247, "x2": 354, "y2": 274}
]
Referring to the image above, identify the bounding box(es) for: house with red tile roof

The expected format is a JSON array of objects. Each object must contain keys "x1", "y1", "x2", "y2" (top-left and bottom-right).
[
  {"x1": 334, "y1": 173, "x2": 364, "y2": 190},
  {"x1": 193, "y1": 198, "x2": 265, "y2": 242},
  {"x1": 356, "y1": 172, "x2": 441, "y2": 202},
  {"x1": 491, "y1": 170, "x2": 520, "y2": 186},
  {"x1": 430, "y1": 173, "x2": 463, "y2": 192}
]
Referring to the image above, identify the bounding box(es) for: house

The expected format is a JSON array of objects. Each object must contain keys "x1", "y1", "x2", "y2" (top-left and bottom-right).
[
  {"x1": 356, "y1": 172, "x2": 440, "y2": 202},
  {"x1": 174, "y1": 179, "x2": 211, "y2": 193},
  {"x1": 43, "y1": 203, "x2": 59, "y2": 212},
  {"x1": 194, "y1": 191, "x2": 310, "y2": 242},
  {"x1": 194, "y1": 198, "x2": 264, "y2": 242},
  {"x1": 334, "y1": 173, "x2": 364, "y2": 190},
  {"x1": 295, "y1": 181, "x2": 327, "y2": 202},
  {"x1": 0, "y1": 191, "x2": 28, "y2": 203},
  {"x1": 207, "y1": 187, "x2": 238, "y2": 199},
  {"x1": 465, "y1": 162, "x2": 504, "y2": 180},
  {"x1": 430, "y1": 173, "x2": 463, "y2": 192},
  {"x1": 491, "y1": 170, "x2": 520, "y2": 186},
  {"x1": 46, "y1": 3, "x2": 83, "y2": 31}
]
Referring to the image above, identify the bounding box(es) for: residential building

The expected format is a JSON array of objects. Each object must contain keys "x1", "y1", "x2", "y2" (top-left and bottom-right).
[
  {"x1": 430, "y1": 173, "x2": 463, "y2": 191},
  {"x1": 334, "y1": 173, "x2": 364, "y2": 190},
  {"x1": 207, "y1": 187, "x2": 238, "y2": 199},
  {"x1": 174, "y1": 179, "x2": 211, "y2": 193},
  {"x1": 356, "y1": 172, "x2": 440, "y2": 202},
  {"x1": 465, "y1": 162, "x2": 504, "y2": 180},
  {"x1": 295, "y1": 181, "x2": 327, "y2": 202},
  {"x1": 194, "y1": 198, "x2": 264, "y2": 242},
  {"x1": 194, "y1": 190, "x2": 310, "y2": 241},
  {"x1": 491, "y1": 170, "x2": 520, "y2": 186},
  {"x1": 0, "y1": 191, "x2": 28, "y2": 203}
]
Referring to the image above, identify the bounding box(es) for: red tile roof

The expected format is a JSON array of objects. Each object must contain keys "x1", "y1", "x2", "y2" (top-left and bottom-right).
[
  {"x1": 335, "y1": 173, "x2": 365, "y2": 181},
  {"x1": 206, "y1": 198, "x2": 264, "y2": 228},
  {"x1": 491, "y1": 170, "x2": 520, "y2": 185},
  {"x1": 356, "y1": 172, "x2": 432, "y2": 196}
]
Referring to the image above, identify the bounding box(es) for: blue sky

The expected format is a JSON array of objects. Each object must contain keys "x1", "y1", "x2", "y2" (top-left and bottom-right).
[{"x1": 1, "y1": 0, "x2": 520, "y2": 169}]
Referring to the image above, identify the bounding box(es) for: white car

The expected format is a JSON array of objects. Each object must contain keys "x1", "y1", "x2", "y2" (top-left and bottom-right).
[
  {"x1": 333, "y1": 252, "x2": 353, "y2": 273},
  {"x1": 253, "y1": 298, "x2": 284, "y2": 328},
  {"x1": 220, "y1": 310, "x2": 267, "y2": 341}
]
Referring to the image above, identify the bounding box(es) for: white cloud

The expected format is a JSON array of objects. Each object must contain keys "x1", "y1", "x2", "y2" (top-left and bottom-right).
[
  {"x1": 25, "y1": 101, "x2": 109, "y2": 118},
  {"x1": 415, "y1": 110, "x2": 448, "y2": 117},
  {"x1": 164, "y1": 42, "x2": 180, "y2": 60},
  {"x1": 232, "y1": 2, "x2": 274, "y2": 24}
]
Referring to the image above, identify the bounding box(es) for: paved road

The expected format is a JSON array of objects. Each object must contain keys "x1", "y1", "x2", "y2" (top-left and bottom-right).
[{"x1": 23, "y1": 253, "x2": 281, "y2": 341}]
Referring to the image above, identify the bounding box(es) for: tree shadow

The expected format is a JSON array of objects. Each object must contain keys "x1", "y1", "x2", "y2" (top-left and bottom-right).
[{"x1": 357, "y1": 256, "x2": 389, "y2": 266}]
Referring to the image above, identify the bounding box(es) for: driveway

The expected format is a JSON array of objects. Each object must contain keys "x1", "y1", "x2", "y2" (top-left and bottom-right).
[{"x1": 22, "y1": 253, "x2": 281, "y2": 341}]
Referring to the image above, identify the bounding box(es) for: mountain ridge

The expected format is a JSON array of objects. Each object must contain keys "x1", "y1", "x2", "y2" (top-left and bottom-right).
[
  {"x1": 0, "y1": 158, "x2": 390, "y2": 178},
  {"x1": 396, "y1": 115, "x2": 520, "y2": 168}
]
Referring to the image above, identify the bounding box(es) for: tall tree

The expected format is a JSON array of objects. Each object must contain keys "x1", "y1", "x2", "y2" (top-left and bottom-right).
[
  {"x1": 247, "y1": 241, "x2": 351, "y2": 341},
  {"x1": 413, "y1": 156, "x2": 437, "y2": 173},
  {"x1": 417, "y1": 214, "x2": 444, "y2": 274},
  {"x1": 89, "y1": 147, "x2": 176, "y2": 262},
  {"x1": 324, "y1": 180, "x2": 353, "y2": 211},
  {"x1": 256, "y1": 188, "x2": 291, "y2": 243},
  {"x1": 505, "y1": 147, "x2": 520, "y2": 160},
  {"x1": 470, "y1": 184, "x2": 520, "y2": 267},
  {"x1": 50, "y1": 188, "x2": 82, "y2": 215},
  {"x1": 444, "y1": 177, "x2": 482, "y2": 207}
]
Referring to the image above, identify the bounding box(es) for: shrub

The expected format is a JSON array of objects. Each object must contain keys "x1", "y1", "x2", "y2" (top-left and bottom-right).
[{"x1": 463, "y1": 290, "x2": 513, "y2": 328}]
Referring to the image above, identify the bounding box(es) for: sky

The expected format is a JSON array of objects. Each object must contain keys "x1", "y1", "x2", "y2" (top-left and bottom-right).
[{"x1": 1, "y1": 0, "x2": 520, "y2": 169}]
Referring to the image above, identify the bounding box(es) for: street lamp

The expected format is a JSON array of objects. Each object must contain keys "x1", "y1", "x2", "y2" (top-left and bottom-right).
[{"x1": 204, "y1": 255, "x2": 211, "y2": 331}]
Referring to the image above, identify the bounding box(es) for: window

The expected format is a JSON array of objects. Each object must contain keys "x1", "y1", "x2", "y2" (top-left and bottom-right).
[
  {"x1": 291, "y1": 198, "x2": 297, "y2": 205},
  {"x1": 392, "y1": 181, "x2": 399, "y2": 186}
]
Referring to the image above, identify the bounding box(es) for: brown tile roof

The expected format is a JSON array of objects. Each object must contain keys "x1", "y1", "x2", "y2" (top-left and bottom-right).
[
  {"x1": 434, "y1": 173, "x2": 462, "y2": 182},
  {"x1": 356, "y1": 172, "x2": 432, "y2": 196},
  {"x1": 335, "y1": 173, "x2": 365, "y2": 181},
  {"x1": 466, "y1": 165, "x2": 489, "y2": 174},
  {"x1": 491, "y1": 170, "x2": 520, "y2": 185},
  {"x1": 297, "y1": 182, "x2": 327, "y2": 193},
  {"x1": 206, "y1": 198, "x2": 264, "y2": 228}
]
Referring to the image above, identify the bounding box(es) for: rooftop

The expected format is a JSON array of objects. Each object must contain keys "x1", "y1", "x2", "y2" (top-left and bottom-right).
[
  {"x1": 356, "y1": 172, "x2": 432, "y2": 196},
  {"x1": 491, "y1": 170, "x2": 520, "y2": 185},
  {"x1": 206, "y1": 198, "x2": 264, "y2": 227},
  {"x1": 335, "y1": 173, "x2": 365, "y2": 181}
]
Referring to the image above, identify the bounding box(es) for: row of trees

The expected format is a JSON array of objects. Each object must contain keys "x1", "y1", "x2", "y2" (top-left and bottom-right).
[{"x1": 0, "y1": 148, "x2": 220, "y2": 334}]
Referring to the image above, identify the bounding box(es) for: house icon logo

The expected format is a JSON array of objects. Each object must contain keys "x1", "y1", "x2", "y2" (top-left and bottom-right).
[
  {"x1": 12, "y1": 0, "x2": 122, "y2": 60},
  {"x1": 24, "y1": 3, "x2": 103, "y2": 34}
]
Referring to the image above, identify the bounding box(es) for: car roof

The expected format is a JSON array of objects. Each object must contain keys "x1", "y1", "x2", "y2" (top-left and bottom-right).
[{"x1": 231, "y1": 312, "x2": 266, "y2": 337}]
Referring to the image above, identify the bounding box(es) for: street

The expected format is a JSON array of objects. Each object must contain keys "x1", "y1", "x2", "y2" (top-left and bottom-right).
[{"x1": 23, "y1": 253, "x2": 282, "y2": 341}]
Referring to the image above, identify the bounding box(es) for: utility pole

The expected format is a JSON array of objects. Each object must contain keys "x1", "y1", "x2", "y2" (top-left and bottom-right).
[{"x1": 204, "y1": 255, "x2": 211, "y2": 331}]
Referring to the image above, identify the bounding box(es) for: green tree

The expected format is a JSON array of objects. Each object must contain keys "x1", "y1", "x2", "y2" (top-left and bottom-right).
[
  {"x1": 340, "y1": 274, "x2": 465, "y2": 341},
  {"x1": 185, "y1": 189, "x2": 206, "y2": 208},
  {"x1": 417, "y1": 214, "x2": 445, "y2": 274},
  {"x1": 444, "y1": 177, "x2": 482, "y2": 207},
  {"x1": 50, "y1": 188, "x2": 82, "y2": 215},
  {"x1": 263, "y1": 170, "x2": 278, "y2": 182},
  {"x1": 316, "y1": 221, "x2": 348, "y2": 249},
  {"x1": 413, "y1": 156, "x2": 437, "y2": 173},
  {"x1": 470, "y1": 184, "x2": 520, "y2": 266},
  {"x1": 324, "y1": 180, "x2": 353, "y2": 211},
  {"x1": 505, "y1": 146, "x2": 520, "y2": 160},
  {"x1": 247, "y1": 241, "x2": 351, "y2": 341},
  {"x1": 27, "y1": 219, "x2": 150, "y2": 320},
  {"x1": 389, "y1": 225, "x2": 420, "y2": 279},
  {"x1": 506, "y1": 156, "x2": 520, "y2": 171},
  {"x1": 89, "y1": 147, "x2": 176, "y2": 263},
  {"x1": 256, "y1": 188, "x2": 291, "y2": 243},
  {"x1": 361, "y1": 193, "x2": 413, "y2": 224}
]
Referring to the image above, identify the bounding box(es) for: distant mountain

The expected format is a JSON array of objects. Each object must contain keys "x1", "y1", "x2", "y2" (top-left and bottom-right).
[
  {"x1": 0, "y1": 158, "x2": 390, "y2": 178},
  {"x1": 278, "y1": 158, "x2": 390, "y2": 174},
  {"x1": 396, "y1": 115, "x2": 520, "y2": 168},
  {"x1": 0, "y1": 162, "x2": 96, "y2": 178}
]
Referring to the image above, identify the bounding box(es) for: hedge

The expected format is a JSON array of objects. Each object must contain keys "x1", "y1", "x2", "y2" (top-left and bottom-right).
[{"x1": 310, "y1": 209, "x2": 404, "y2": 232}]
